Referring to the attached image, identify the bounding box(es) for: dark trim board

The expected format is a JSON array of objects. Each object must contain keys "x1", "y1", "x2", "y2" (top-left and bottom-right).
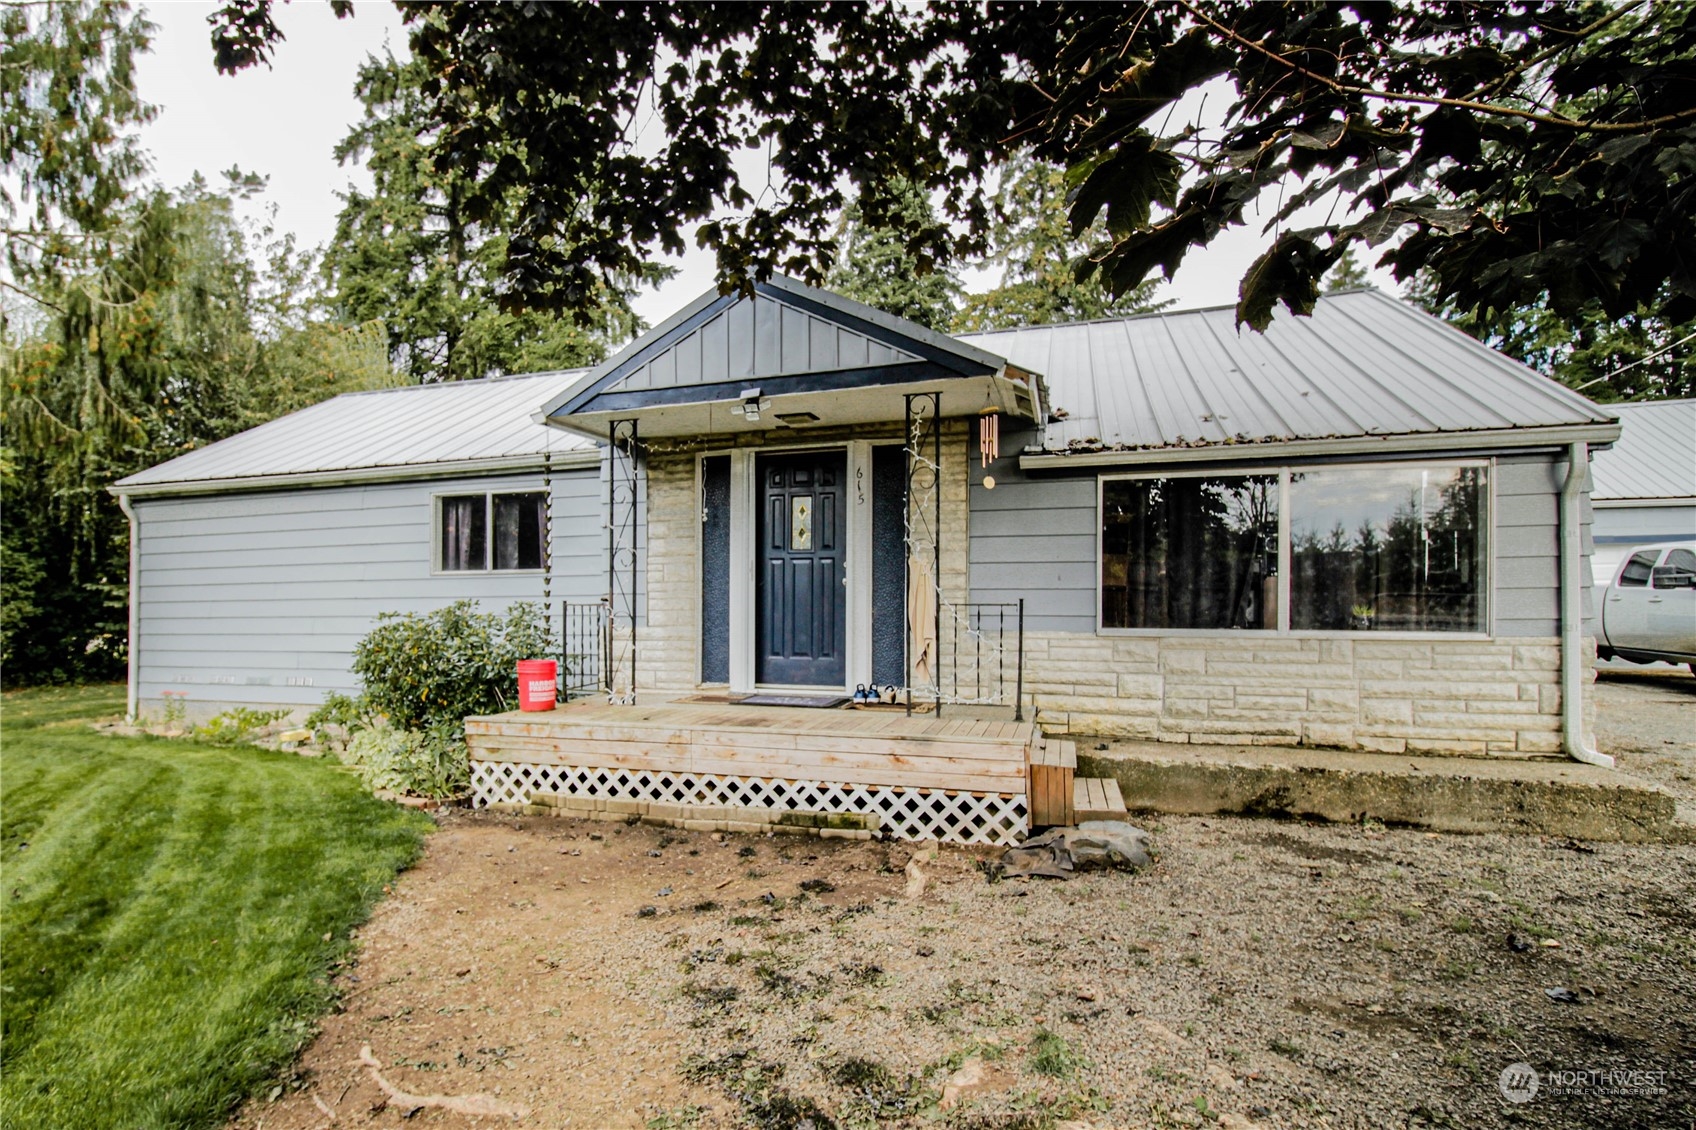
[{"x1": 575, "y1": 362, "x2": 979, "y2": 416}]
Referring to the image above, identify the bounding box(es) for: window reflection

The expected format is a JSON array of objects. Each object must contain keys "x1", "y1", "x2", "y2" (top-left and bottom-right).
[
  {"x1": 1102, "y1": 476, "x2": 1278, "y2": 630},
  {"x1": 1289, "y1": 466, "x2": 1485, "y2": 632}
]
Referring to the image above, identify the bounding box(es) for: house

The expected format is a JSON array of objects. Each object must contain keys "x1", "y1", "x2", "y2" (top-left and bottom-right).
[
  {"x1": 1586, "y1": 398, "x2": 1696, "y2": 587},
  {"x1": 113, "y1": 281, "x2": 1622, "y2": 841},
  {"x1": 110, "y1": 371, "x2": 603, "y2": 723}
]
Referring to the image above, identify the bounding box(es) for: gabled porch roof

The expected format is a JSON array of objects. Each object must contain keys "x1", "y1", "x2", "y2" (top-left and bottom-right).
[{"x1": 536, "y1": 274, "x2": 1043, "y2": 440}]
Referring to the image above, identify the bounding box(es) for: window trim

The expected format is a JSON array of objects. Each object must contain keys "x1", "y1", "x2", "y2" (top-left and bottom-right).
[
  {"x1": 1095, "y1": 459, "x2": 1493, "y2": 639},
  {"x1": 431, "y1": 489, "x2": 549, "y2": 575}
]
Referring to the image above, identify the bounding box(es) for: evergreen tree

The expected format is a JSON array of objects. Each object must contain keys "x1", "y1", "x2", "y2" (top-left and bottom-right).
[
  {"x1": 955, "y1": 153, "x2": 1165, "y2": 332},
  {"x1": 2, "y1": 173, "x2": 396, "y2": 684},
  {"x1": 1, "y1": 0, "x2": 156, "y2": 296},
  {"x1": 1409, "y1": 275, "x2": 1693, "y2": 403},
  {"x1": 826, "y1": 178, "x2": 960, "y2": 332},
  {"x1": 324, "y1": 53, "x2": 656, "y2": 382},
  {"x1": 1321, "y1": 249, "x2": 1371, "y2": 294}
]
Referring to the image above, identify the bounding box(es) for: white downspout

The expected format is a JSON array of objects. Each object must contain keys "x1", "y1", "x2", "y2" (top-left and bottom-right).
[
  {"x1": 116, "y1": 492, "x2": 140, "y2": 723},
  {"x1": 1559, "y1": 441, "x2": 1613, "y2": 768}
]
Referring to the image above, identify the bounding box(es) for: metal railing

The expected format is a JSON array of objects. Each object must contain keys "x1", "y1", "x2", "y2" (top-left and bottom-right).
[
  {"x1": 560, "y1": 599, "x2": 609, "y2": 702},
  {"x1": 932, "y1": 598, "x2": 1025, "y2": 721}
]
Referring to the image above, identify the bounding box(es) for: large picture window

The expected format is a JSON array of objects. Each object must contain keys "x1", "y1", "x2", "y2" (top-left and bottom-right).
[
  {"x1": 1101, "y1": 462, "x2": 1488, "y2": 634},
  {"x1": 1290, "y1": 466, "x2": 1485, "y2": 632},
  {"x1": 1102, "y1": 475, "x2": 1278, "y2": 630},
  {"x1": 438, "y1": 492, "x2": 546, "y2": 572}
]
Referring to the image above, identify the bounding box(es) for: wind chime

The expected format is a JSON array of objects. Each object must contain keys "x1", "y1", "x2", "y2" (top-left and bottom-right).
[{"x1": 978, "y1": 406, "x2": 1000, "y2": 489}]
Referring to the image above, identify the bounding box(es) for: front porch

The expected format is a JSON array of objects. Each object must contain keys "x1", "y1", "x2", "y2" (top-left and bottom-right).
[{"x1": 466, "y1": 698, "x2": 1112, "y2": 845}]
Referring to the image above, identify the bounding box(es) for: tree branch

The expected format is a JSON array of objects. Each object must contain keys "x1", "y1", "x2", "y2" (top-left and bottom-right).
[
  {"x1": 1464, "y1": 1, "x2": 1646, "y2": 103},
  {"x1": 1176, "y1": 1, "x2": 1696, "y2": 134}
]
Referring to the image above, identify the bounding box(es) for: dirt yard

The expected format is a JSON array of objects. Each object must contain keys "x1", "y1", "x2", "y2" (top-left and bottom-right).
[{"x1": 235, "y1": 674, "x2": 1695, "y2": 1130}]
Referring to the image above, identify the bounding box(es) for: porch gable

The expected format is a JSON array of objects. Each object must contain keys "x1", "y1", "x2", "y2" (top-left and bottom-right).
[{"x1": 537, "y1": 275, "x2": 1035, "y2": 439}]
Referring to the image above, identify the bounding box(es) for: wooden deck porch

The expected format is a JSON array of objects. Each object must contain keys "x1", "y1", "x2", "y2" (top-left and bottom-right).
[{"x1": 465, "y1": 699, "x2": 1067, "y2": 844}]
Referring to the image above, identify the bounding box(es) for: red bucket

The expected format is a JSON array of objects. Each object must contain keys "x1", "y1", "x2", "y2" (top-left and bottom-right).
[{"x1": 516, "y1": 659, "x2": 558, "y2": 712}]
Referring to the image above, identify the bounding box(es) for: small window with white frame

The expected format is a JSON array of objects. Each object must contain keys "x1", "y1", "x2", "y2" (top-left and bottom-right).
[{"x1": 437, "y1": 491, "x2": 546, "y2": 572}]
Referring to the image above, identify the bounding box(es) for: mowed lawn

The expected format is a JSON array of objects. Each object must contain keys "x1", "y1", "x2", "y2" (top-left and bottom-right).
[{"x1": 1, "y1": 685, "x2": 430, "y2": 1129}]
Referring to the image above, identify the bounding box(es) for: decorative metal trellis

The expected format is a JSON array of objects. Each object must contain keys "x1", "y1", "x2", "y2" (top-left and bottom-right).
[
  {"x1": 902, "y1": 392, "x2": 1026, "y2": 719},
  {"x1": 607, "y1": 418, "x2": 641, "y2": 704},
  {"x1": 904, "y1": 392, "x2": 943, "y2": 716}
]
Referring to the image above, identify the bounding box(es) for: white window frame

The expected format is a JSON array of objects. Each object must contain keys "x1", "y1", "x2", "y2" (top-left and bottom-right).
[
  {"x1": 1096, "y1": 459, "x2": 1492, "y2": 640},
  {"x1": 431, "y1": 489, "x2": 549, "y2": 575}
]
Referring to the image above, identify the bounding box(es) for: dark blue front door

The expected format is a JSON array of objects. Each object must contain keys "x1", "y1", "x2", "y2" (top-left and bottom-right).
[{"x1": 757, "y1": 451, "x2": 846, "y2": 686}]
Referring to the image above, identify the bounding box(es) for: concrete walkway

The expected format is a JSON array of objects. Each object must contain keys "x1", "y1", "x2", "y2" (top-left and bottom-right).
[{"x1": 1078, "y1": 740, "x2": 1695, "y2": 843}]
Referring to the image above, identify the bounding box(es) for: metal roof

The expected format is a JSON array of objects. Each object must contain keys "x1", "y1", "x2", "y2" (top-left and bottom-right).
[
  {"x1": 1589, "y1": 399, "x2": 1696, "y2": 502},
  {"x1": 114, "y1": 370, "x2": 596, "y2": 496},
  {"x1": 956, "y1": 289, "x2": 1617, "y2": 456}
]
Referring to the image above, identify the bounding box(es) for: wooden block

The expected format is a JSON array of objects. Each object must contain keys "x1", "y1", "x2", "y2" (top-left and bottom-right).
[
  {"x1": 1100, "y1": 777, "x2": 1126, "y2": 816},
  {"x1": 1073, "y1": 777, "x2": 1126, "y2": 822}
]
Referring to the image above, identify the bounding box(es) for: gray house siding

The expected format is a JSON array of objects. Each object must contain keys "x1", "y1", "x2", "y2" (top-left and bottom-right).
[
  {"x1": 132, "y1": 469, "x2": 602, "y2": 718},
  {"x1": 969, "y1": 436, "x2": 1589, "y2": 640},
  {"x1": 1493, "y1": 451, "x2": 1593, "y2": 637},
  {"x1": 968, "y1": 429, "x2": 1096, "y2": 634}
]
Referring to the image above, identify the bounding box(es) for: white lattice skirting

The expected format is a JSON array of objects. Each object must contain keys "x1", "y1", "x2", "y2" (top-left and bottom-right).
[{"x1": 471, "y1": 760, "x2": 1029, "y2": 846}]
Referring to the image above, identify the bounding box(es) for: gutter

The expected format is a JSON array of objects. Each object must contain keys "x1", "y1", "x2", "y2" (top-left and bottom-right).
[
  {"x1": 1017, "y1": 422, "x2": 1622, "y2": 471},
  {"x1": 117, "y1": 493, "x2": 140, "y2": 723},
  {"x1": 108, "y1": 449, "x2": 602, "y2": 501},
  {"x1": 1591, "y1": 496, "x2": 1696, "y2": 509},
  {"x1": 1560, "y1": 440, "x2": 1613, "y2": 769}
]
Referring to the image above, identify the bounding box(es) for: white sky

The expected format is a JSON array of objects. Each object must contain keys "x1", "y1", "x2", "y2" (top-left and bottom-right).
[{"x1": 133, "y1": 1, "x2": 1402, "y2": 332}]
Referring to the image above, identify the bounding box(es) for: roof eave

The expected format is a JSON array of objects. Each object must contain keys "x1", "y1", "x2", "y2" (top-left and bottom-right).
[
  {"x1": 110, "y1": 448, "x2": 602, "y2": 501},
  {"x1": 1017, "y1": 422, "x2": 1624, "y2": 471},
  {"x1": 1592, "y1": 495, "x2": 1696, "y2": 508}
]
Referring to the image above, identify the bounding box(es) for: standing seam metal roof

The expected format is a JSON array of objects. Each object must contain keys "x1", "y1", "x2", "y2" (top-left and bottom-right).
[
  {"x1": 114, "y1": 370, "x2": 594, "y2": 490},
  {"x1": 117, "y1": 289, "x2": 1623, "y2": 495},
  {"x1": 1588, "y1": 399, "x2": 1696, "y2": 501},
  {"x1": 954, "y1": 288, "x2": 1616, "y2": 452}
]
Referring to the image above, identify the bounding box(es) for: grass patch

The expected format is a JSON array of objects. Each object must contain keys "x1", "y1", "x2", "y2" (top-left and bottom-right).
[
  {"x1": 1027, "y1": 1028, "x2": 1084, "y2": 1080},
  {"x1": 0, "y1": 684, "x2": 430, "y2": 1129}
]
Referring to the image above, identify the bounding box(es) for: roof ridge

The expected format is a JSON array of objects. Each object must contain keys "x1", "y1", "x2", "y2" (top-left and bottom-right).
[
  {"x1": 952, "y1": 288, "x2": 1390, "y2": 338},
  {"x1": 337, "y1": 368, "x2": 593, "y2": 400},
  {"x1": 1609, "y1": 397, "x2": 1694, "y2": 408}
]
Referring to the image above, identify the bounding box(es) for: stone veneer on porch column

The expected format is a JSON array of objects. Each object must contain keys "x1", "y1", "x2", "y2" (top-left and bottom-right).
[{"x1": 634, "y1": 421, "x2": 974, "y2": 696}]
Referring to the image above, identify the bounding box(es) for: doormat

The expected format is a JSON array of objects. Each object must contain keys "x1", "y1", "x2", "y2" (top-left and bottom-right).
[{"x1": 734, "y1": 694, "x2": 851, "y2": 709}]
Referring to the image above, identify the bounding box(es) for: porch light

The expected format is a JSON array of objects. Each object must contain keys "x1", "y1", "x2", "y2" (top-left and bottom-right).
[{"x1": 738, "y1": 388, "x2": 768, "y2": 421}]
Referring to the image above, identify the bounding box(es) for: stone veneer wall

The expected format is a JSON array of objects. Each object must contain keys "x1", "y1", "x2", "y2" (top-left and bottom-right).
[
  {"x1": 635, "y1": 422, "x2": 973, "y2": 695},
  {"x1": 636, "y1": 449, "x2": 700, "y2": 694},
  {"x1": 1022, "y1": 633, "x2": 1594, "y2": 757}
]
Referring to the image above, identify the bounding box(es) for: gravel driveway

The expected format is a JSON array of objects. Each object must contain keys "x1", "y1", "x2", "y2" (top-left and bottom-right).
[{"x1": 234, "y1": 676, "x2": 1695, "y2": 1130}]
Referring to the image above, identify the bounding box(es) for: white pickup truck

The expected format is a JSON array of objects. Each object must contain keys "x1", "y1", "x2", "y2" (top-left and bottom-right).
[{"x1": 1597, "y1": 541, "x2": 1696, "y2": 674}]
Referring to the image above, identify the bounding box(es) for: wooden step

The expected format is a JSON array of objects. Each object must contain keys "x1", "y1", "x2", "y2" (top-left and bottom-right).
[
  {"x1": 1073, "y1": 776, "x2": 1127, "y2": 823},
  {"x1": 1028, "y1": 738, "x2": 1076, "y2": 827}
]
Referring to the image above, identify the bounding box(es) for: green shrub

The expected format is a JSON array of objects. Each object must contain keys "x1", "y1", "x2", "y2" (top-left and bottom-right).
[
  {"x1": 304, "y1": 690, "x2": 366, "y2": 733},
  {"x1": 351, "y1": 600, "x2": 549, "y2": 732},
  {"x1": 341, "y1": 718, "x2": 468, "y2": 799},
  {"x1": 192, "y1": 706, "x2": 291, "y2": 745}
]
